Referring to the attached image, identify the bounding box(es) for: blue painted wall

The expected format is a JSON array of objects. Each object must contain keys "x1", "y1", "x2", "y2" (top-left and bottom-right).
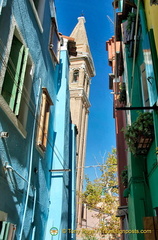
[
  {"x1": 0, "y1": 1, "x2": 76, "y2": 240},
  {"x1": 45, "y1": 47, "x2": 76, "y2": 240}
]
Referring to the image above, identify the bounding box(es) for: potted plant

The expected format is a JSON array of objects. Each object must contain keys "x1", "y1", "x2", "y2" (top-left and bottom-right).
[
  {"x1": 122, "y1": 11, "x2": 136, "y2": 44},
  {"x1": 119, "y1": 82, "x2": 126, "y2": 105},
  {"x1": 126, "y1": 12, "x2": 136, "y2": 33},
  {"x1": 120, "y1": 167, "x2": 128, "y2": 188},
  {"x1": 123, "y1": 112, "x2": 154, "y2": 155}
]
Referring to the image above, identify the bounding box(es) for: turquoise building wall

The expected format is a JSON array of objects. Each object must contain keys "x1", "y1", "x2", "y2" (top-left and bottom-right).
[
  {"x1": 123, "y1": 2, "x2": 156, "y2": 239},
  {"x1": 45, "y1": 47, "x2": 77, "y2": 240},
  {"x1": 0, "y1": 1, "x2": 76, "y2": 240},
  {"x1": 110, "y1": 0, "x2": 158, "y2": 239}
]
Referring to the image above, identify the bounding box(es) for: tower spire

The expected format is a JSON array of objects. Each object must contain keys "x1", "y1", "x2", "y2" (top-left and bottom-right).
[{"x1": 68, "y1": 17, "x2": 95, "y2": 230}]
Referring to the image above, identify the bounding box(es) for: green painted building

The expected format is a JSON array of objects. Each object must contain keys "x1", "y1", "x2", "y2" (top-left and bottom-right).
[{"x1": 108, "y1": 0, "x2": 158, "y2": 239}]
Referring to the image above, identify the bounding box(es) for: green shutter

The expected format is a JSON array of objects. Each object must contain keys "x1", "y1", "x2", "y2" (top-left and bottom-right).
[
  {"x1": 14, "y1": 47, "x2": 28, "y2": 115},
  {"x1": 149, "y1": 29, "x2": 158, "y2": 90},
  {"x1": 143, "y1": 33, "x2": 157, "y2": 106},
  {"x1": 4, "y1": 222, "x2": 10, "y2": 240},
  {"x1": 1, "y1": 37, "x2": 22, "y2": 107},
  {"x1": 9, "y1": 37, "x2": 24, "y2": 111},
  {"x1": 0, "y1": 222, "x2": 7, "y2": 239},
  {"x1": 2, "y1": 36, "x2": 29, "y2": 115}
]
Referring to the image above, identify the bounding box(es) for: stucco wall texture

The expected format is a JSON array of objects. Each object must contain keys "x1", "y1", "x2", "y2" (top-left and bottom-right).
[{"x1": 0, "y1": 1, "x2": 76, "y2": 240}]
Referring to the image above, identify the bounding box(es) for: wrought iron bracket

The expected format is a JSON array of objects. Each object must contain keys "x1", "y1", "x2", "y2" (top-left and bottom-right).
[{"x1": 115, "y1": 106, "x2": 158, "y2": 111}]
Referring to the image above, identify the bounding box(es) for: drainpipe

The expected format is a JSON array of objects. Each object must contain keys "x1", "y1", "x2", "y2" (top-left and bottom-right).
[
  {"x1": 130, "y1": 0, "x2": 140, "y2": 103},
  {"x1": 19, "y1": 78, "x2": 41, "y2": 240},
  {"x1": 31, "y1": 187, "x2": 37, "y2": 240}
]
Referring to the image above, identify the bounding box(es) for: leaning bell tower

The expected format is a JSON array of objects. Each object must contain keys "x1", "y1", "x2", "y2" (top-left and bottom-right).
[{"x1": 69, "y1": 16, "x2": 95, "y2": 227}]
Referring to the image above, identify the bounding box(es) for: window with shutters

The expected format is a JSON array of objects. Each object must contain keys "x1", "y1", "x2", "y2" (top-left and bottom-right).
[
  {"x1": 49, "y1": 17, "x2": 60, "y2": 63},
  {"x1": 0, "y1": 21, "x2": 34, "y2": 137},
  {"x1": 2, "y1": 36, "x2": 29, "y2": 115},
  {"x1": 1, "y1": 33, "x2": 33, "y2": 129},
  {"x1": 37, "y1": 88, "x2": 53, "y2": 152},
  {"x1": 140, "y1": 63, "x2": 150, "y2": 107},
  {"x1": 142, "y1": 33, "x2": 157, "y2": 106}
]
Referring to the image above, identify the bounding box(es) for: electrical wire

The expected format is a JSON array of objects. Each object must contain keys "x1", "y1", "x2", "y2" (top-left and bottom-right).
[{"x1": 0, "y1": 38, "x2": 69, "y2": 170}]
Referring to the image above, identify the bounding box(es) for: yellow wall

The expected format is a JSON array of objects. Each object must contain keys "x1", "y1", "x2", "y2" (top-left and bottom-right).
[{"x1": 144, "y1": 0, "x2": 158, "y2": 54}]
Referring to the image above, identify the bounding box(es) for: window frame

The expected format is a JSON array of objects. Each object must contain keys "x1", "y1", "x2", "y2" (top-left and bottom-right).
[
  {"x1": 36, "y1": 88, "x2": 53, "y2": 152},
  {"x1": 142, "y1": 33, "x2": 157, "y2": 106},
  {"x1": 29, "y1": 0, "x2": 45, "y2": 33},
  {"x1": 0, "y1": 19, "x2": 34, "y2": 138},
  {"x1": 73, "y1": 69, "x2": 79, "y2": 83},
  {"x1": 49, "y1": 17, "x2": 60, "y2": 64},
  {"x1": 140, "y1": 63, "x2": 150, "y2": 107},
  {"x1": 1, "y1": 35, "x2": 29, "y2": 116}
]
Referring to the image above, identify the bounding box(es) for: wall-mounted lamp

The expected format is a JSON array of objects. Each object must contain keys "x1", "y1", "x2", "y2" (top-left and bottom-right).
[
  {"x1": 49, "y1": 169, "x2": 71, "y2": 172},
  {"x1": 0, "y1": 132, "x2": 9, "y2": 138}
]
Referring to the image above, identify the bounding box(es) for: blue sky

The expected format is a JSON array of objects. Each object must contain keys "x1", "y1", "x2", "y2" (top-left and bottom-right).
[{"x1": 54, "y1": 0, "x2": 116, "y2": 180}]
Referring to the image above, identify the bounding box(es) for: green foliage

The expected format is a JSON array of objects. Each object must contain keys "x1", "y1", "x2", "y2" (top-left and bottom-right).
[
  {"x1": 119, "y1": 82, "x2": 126, "y2": 104},
  {"x1": 126, "y1": 12, "x2": 136, "y2": 32},
  {"x1": 83, "y1": 235, "x2": 97, "y2": 240},
  {"x1": 81, "y1": 148, "x2": 120, "y2": 239},
  {"x1": 120, "y1": 166, "x2": 128, "y2": 188},
  {"x1": 123, "y1": 112, "x2": 154, "y2": 155},
  {"x1": 83, "y1": 180, "x2": 102, "y2": 208}
]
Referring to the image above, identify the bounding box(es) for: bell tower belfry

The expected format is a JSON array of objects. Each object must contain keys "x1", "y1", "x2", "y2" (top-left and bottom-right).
[{"x1": 69, "y1": 16, "x2": 95, "y2": 227}]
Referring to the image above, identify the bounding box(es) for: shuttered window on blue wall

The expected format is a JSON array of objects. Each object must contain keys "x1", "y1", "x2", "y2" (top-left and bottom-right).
[
  {"x1": 49, "y1": 18, "x2": 60, "y2": 63},
  {"x1": 2, "y1": 36, "x2": 29, "y2": 116},
  {"x1": 37, "y1": 88, "x2": 53, "y2": 152}
]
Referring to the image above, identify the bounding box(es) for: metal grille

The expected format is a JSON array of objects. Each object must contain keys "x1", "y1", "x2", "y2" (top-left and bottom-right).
[{"x1": 136, "y1": 135, "x2": 153, "y2": 155}]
